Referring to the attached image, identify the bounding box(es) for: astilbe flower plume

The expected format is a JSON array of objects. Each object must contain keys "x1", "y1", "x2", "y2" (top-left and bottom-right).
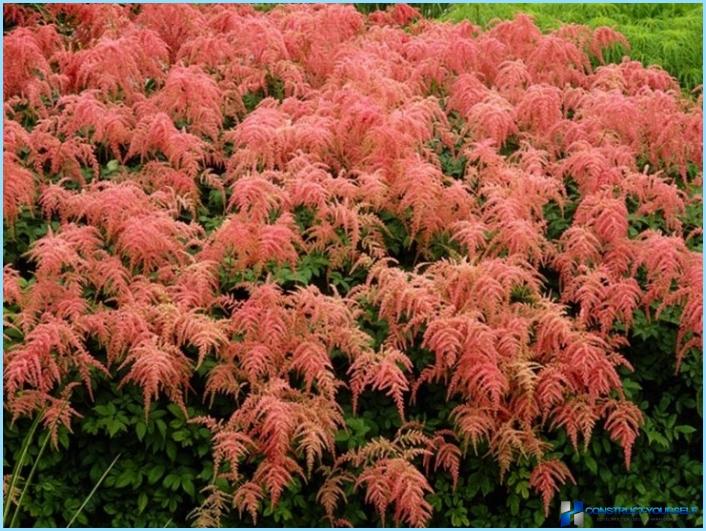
[{"x1": 3, "y1": 4, "x2": 702, "y2": 526}]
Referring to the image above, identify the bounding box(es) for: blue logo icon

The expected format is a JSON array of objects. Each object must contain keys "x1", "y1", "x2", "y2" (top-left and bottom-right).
[{"x1": 561, "y1": 500, "x2": 584, "y2": 527}]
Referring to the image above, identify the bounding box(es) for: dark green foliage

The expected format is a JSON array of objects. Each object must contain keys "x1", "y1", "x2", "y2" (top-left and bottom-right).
[
  {"x1": 3, "y1": 378, "x2": 216, "y2": 527},
  {"x1": 4, "y1": 290, "x2": 701, "y2": 527}
]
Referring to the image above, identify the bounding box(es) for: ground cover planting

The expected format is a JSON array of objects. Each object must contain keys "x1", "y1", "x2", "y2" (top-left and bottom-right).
[
  {"x1": 445, "y1": 3, "x2": 703, "y2": 91},
  {"x1": 3, "y1": 3, "x2": 703, "y2": 527}
]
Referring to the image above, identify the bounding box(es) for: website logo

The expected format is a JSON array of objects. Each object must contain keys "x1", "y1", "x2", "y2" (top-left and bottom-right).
[{"x1": 560, "y1": 500, "x2": 584, "y2": 527}]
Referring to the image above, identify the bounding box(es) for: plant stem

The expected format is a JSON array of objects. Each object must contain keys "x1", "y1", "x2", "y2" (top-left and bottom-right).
[
  {"x1": 3, "y1": 414, "x2": 43, "y2": 526},
  {"x1": 66, "y1": 453, "x2": 122, "y2": 528},
  {"x1": 9, "y1": 430, "x2": 50, "y2": 528}
]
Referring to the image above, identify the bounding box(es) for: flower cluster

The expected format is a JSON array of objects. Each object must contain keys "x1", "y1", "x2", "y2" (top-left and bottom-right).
[{"x1": 4, "y1": 4, "x2": 702, "y2": 526}]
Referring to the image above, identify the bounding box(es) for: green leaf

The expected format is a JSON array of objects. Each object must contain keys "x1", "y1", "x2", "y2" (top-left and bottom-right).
[
  {"x1": 534, "y1": 509, "x2": 545, "y2": 527},
  {"x1": 107, "y1": 420, "x2": 125, "y2": 437},
  {"x1": 156, "y1": 419, "x2": 168, "y2": 438},
  {"x1": 114, "y1": 470, "x2": 133, "y2": 489},
  {"x1": 167, "y1": 404, "x2": 184, "y2": 421},
  {"x1": 635, "y1": 481, "x2": 647, "y2": 495},
  {"x1": 137, "y1": 492, "x2": 148, "y2": 514},
  {"x1": 148, "y1": 464, "x2": 165, "y2": 485},
  {"x1": 166, "y1": 441, "x2": 177, "y2": 461},
  {"x1": 519, "y1": 483, "x2": 530, "y2": 499},
  {"x1": 163, "y1": 474, "x2": 180, "y2": 490},
  {"x1": 182, "y1": 478, "x2": 195, "y2": 497},
  {"x1": 509, "y1": 494, "x2": 520, "y2": 516},
  {"x1": 599, "y1": 467, "x2": 612, "y2": 483},
  {"x1": 94, "y1": 405, "x2": 111, "y2": 416},
  {"x1": 650, "y1": 432, "x2": 670, "y2": 448}
]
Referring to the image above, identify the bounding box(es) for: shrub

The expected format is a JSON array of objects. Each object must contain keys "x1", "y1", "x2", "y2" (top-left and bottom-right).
[
  {"x1": 445, "y1": 3, "x2": 703, "y2": 90},
  {"x1": 3, "y1": 3, "x2": 702, "y2": 528}
]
